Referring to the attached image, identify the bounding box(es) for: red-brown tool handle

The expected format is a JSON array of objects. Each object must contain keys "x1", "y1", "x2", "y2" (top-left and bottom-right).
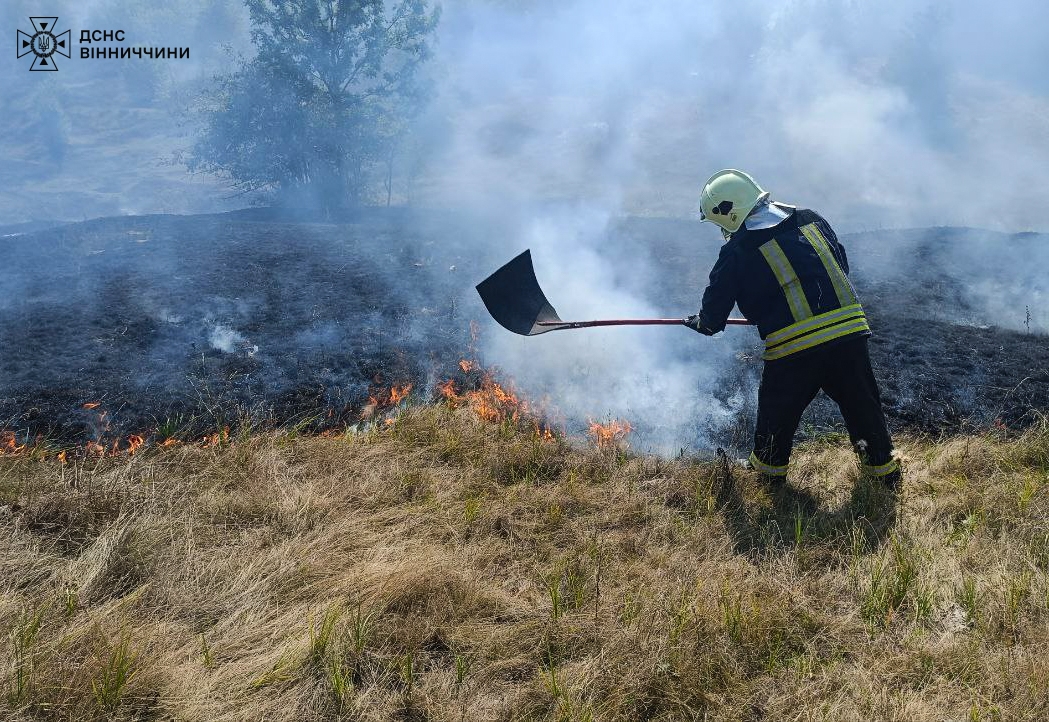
[{"x1": 536, "y1": 318, "x2": 751, "y2": 329}]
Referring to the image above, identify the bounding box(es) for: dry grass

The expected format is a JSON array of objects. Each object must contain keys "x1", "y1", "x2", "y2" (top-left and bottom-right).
[{"x1": 0, "y1": 405, "x2": 1047, "y2": 721}]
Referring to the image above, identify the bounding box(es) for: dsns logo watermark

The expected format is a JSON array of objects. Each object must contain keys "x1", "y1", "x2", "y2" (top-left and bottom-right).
[{"x1": 16, "y1": 17, "x2": 70, "y2": 71}]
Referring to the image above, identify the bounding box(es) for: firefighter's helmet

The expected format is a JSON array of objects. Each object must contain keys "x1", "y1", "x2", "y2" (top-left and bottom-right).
[{"x1": 699, "y1": 169, "x2": 769, "y2": 236}]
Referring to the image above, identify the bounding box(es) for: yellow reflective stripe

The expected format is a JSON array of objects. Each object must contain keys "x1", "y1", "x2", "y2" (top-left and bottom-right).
[
  {"x1": 765, "y1": 303, "x2": 865, "y2": 347},
  {"x1": 758, "y1": 240, "x2": 812, "y2": 322},
  {"x1": 749, "y1": 452, "x2": 788, "y2": 476},
  {"x1": 862, "y1": 459, "x2": 900, "y2": 477},
  {"x1": 800, "y1": 223, "x2": 857, "y2": 307},
  {"x1": 763, "y1": 317, "x2": 870, "y2": 360}
]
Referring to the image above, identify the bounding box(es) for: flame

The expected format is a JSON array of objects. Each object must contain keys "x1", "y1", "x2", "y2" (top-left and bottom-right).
[
  {"x1": 587, "y1": 419, "x2": 632, "y2": 447},
  {"x1": 361, "y1": 383, "x2": 413, "y2": 419},
  {"x1": 203, "y1": 427, "x2": 230, "y2": 448},
  {"x1": 438, "y1": 379, "x2": 460, "y2": 401},
  {"x1": 127, "y1": 434, "x2": 144, "y2": 455},
  {"x1": 83, "y1": 402, "x2": 100, "y2": 410},
  {"x1": 57, "y1": 450, "x2": 67, "y2": 464},
  {"x1": 389, "y1": 383, "x2": 412, "y2": 404},
  {"x1": 439, "y1": 367, "x2": 522, "y2": 424},
  {"x1": 85, "y1": 441, "x2": 106, "y2": 457},
  {"x1": 459, "y1": 359, "x2": 475, "y2": 373},
  {"x1": 1, "y1": 431, "x2": 26, "y2": 455},
  {"x1": 161, "y1": 437, "x2": 180, "y2": 447}
]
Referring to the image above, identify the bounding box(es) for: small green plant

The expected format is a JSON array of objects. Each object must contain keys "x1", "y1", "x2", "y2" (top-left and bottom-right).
[
  {"x1": 947, "y1": 509, "x2": 984, "y2": 546},
  {"x1": 8, "y1": 604, "x2": 47, "y2": 706},
  {"x1": 546, "y1": 571, "x2": 563, "y2": 621},
  {"x1": 668, "y1": 589, "x2": 694, "y2": 648},
  {"x1": 862, "y1": 537, "x2": 919, "y2": 628},
  {"x1": 249, "y1": 649, "x2": 295, "y2": 689},
  {"x1": 92, "y1": 632, "x2": 139, "y2": 713},
  {"x1": 547, "y1": 501, "x2": 563, "y2": 525},
  {"x1": 398, "y1": 652, "x2": 415, "y2": 696},
  {"x1": 957, "y1": 577, "x2": 980, "y2": 626},
  {"x1": 620, "y1": 587, "x2": 645, "y2": 625},
  {"x1": 1017, "y1": 476, "x2": 1038, "y2": 513},
  {"x1": 1003, "y1": 572, "x2": 1031, "y2": 635},
  {"x1": 326, "y1": 654, "x2": 353, "y2": 713},
  {"x1": 543, "y1": 637, "x2": 562, "y2": 701},
  {"x1": 764, "y1": 631, "x2": 789, "y2": 675},
  {"x1": 913, "y1": 584, "x2": 936, "y2": 624},
  {"x1": 793, "y1": 509, "x2": 809, "y2": 548},
  {"x1": 349, "y1": 600, "x2": 374, "y2": 656},
  {"x1": 849, "y1": 522, "x2": 869, "y2": 577},
  {"x1": 62, "y1": 587, "x2": 78, "y2": 618},
  {"x1": 563, "y1": 559, "x2": 588, "y2": 611},
  {"x1": 200, "y1": 633, "x2": 215, "y2": 668},
  {"x1": 454, "y1": 653, "x2": 471, "y2": 688},
  {"x1": 307, "y1": 604, "x2": 342, "y2": 668},
  {"x1": 720, "y1": 588, "x2": 747, "y2": 645},
  {"x1": 156, "y1": 414, "x2": 185, "y2": 442},
  {"x1": 463, "y1": 494, "x2": 482, "y2": 524}
]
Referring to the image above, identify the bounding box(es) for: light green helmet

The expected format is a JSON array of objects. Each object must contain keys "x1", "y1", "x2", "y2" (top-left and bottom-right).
[{"x1": 699, "y1": 169, "x2": 769, "y2": 236}]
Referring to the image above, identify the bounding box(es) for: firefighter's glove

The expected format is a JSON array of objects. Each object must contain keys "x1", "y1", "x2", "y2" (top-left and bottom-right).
[{"x1": 685, "y1": 314, "x2": 715, "y2": 336}]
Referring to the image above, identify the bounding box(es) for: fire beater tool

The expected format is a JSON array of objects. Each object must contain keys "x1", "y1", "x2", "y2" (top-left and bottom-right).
[{"x1": 476, "y1": 249, "x2": 751, "y2": 336}]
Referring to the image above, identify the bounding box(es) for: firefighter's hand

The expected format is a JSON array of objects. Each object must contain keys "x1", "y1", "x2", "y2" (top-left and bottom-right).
[{"x1": 685, "y1": 314, "x2": 716, "y2": 336}]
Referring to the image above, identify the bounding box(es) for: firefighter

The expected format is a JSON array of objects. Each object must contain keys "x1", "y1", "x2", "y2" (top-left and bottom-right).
[{"x1": 686, "y1": 169, "x2": 901, "y2": 490}]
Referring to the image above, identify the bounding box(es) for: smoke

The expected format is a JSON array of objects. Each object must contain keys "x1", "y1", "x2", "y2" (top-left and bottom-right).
[
  {"x1": 479, "y1": 205, "x2": 745, "y2": 451},
  {"x1": 208, "y1": 323, "x2": 248, "y2": 353},
  {"x1": 2, "y1": 0, "x2": 1049, "y2": 449}
]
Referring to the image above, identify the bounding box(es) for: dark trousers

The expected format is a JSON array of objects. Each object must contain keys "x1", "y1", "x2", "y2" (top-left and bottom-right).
[{"x1": 752, "y1": 336, "x2": 895, "y2": 477}]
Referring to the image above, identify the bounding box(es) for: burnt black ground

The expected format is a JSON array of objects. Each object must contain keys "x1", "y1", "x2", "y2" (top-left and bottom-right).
[{"x1": 1, "y1": 208, "x2": 1046, "y2": 447}]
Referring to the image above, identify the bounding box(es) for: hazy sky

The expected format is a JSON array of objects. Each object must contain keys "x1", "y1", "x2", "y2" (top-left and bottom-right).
[{"x1": 2, "y1": 0, "x2": 1048, "y2": 230}]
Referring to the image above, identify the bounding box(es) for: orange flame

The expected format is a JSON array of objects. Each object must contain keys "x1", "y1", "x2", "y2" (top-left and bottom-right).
[
  {"x1": 83, "y1": 402, "x2": 100, "y2": 410},
  {"x1": 438, "y1": 379, "x2": 459, "y2": 401},
  {"x1": 361, "y1": 383, "x2": 413, "y2": 420},
  {"x1": 389, "y1": 383, "x2": 413, "y2": 404},
  {"x1": 587, "y1": 419, "x2": 632, "y2": 447},
  {"x1": 1, "y1": 431, "x2": 26, "y2": 455},
  {"x1": 439, "y1": 366, "x2": 523, "y2": 425},
  {"x1": 203, "y1": 427, "x2": 230, "y2": 448},
  {"x1": 57, "y1": 450, "x2": 67, "y2": 464},
  {"x1": 459, "y1": 359, "x2": 475, "y2": 373},
  {"x1": 127, "y1": 434, "x2": 144, "y2": 455}
]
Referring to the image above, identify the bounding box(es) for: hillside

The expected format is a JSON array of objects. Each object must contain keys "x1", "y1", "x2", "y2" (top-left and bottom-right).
[
  {"x1": 1, "y1": 404, "x2": 1047, "y2": 720},
  {"x1": 1, "y1": 210, "x2": 1047, "y2": 455}
]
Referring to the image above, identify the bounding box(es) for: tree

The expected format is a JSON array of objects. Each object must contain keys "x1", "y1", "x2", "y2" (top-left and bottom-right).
[{"x1": 189, "y1": 0, "x2": 439, "y2": 212}]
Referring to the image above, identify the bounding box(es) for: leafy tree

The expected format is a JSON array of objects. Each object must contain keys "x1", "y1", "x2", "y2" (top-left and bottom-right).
[{"x1": 190, "y1": 0, "x2": 439, "y2": 212}]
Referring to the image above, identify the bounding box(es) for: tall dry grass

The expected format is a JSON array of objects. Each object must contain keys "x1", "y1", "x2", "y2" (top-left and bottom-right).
[{"x1": 0, "y1": 405, "x2": 1047, "y2": 720}]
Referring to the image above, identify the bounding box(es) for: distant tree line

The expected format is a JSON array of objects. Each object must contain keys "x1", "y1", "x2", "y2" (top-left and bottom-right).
[{"x1": 188, "y1": 0, "x2": 440, "y2": 213}]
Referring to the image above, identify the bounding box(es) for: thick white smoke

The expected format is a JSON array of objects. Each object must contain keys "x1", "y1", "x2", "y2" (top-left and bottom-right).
[{"x1": 412, "y1": 0, "x2": 1049, "y2": 448}]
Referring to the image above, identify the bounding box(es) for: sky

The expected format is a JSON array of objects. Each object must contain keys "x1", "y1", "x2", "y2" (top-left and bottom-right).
[{"x1": 2, "y1": 0, "x2": 1049, "y2": 230}]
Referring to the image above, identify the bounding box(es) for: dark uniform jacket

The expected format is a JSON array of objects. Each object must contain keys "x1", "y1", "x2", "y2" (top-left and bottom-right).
[{"x1": 698, "y1": 206, "x2": 870, "y2": 360}]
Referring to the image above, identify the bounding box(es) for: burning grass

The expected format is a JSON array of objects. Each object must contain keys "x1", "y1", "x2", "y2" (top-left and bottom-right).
[{"x1": 0, "y1": 403, "x2": 1047, "y2": 720}]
